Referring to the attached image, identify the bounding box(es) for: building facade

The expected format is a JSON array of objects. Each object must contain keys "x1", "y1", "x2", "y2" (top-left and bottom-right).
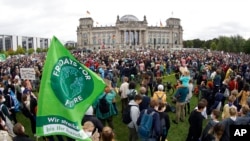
[
  {"x1": 0, "y1": 35, "x2": 50, "y2": 51},
  {"x1": 77, "y1": 15, "x2": 183, "y2": 50}
]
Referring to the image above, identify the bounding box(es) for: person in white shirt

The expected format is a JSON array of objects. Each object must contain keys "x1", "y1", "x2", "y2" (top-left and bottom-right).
[{"x1": 119, "y1": 77, "x2": 129, "y2": 113}]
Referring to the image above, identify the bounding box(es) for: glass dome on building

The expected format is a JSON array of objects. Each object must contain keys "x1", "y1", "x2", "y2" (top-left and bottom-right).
[{"x1": 120, "y1": 15, "x2": 139, "y2": 21}]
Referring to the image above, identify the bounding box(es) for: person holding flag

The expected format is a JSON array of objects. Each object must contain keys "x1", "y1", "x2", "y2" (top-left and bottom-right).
[{"x1": 36, "y1": 36, "x2": 106, "y2": 141}]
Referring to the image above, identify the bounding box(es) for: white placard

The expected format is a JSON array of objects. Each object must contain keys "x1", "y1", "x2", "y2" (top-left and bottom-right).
[{"x1": 20, "y1": 68, "x2": 36, "y2": 80}]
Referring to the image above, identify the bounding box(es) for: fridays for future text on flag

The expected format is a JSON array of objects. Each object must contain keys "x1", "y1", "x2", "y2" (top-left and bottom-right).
[{"x1": 36, "y1": 36, "x2": 106, "y2": 140}]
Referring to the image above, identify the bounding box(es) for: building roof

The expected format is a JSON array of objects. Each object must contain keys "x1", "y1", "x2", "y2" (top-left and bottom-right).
[{"x1": 120, "y1": 14, "x2": 139, "y2": 21}]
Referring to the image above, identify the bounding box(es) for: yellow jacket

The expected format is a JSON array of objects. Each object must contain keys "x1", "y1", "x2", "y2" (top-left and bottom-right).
[{"x1": 152, "y1": 91, "x2": 167, "y2": 103}]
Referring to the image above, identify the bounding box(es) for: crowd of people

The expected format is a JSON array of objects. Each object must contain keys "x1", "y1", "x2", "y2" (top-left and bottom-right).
[{"x1": 0, "y1": 48, "x2": 250, "y2": 141}]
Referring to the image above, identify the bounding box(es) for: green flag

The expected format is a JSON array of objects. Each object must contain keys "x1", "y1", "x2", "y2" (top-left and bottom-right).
[
  {"x1": 36, "y1": 36, "x2": 106, "y2": 140},
  {"x1": 0, "y1": 54, "x2": 6, "y2": 62}
]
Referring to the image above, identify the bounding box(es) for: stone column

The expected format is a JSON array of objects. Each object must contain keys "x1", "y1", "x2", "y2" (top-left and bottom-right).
[
  {"x1": 139, "y1": 30, "x2": 141, "y2": 46},
  {"x1": 2, "y1": 35, "x2": 6, "y2": 51}
]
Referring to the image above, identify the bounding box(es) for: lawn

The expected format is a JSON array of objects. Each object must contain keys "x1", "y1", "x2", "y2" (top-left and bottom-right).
[{"x1": 17, "y1": 73, "x2": 207, "y2": 141}]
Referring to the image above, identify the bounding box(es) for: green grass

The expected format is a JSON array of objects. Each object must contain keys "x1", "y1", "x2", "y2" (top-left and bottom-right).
[{"x1": 17, "y1": 73, "x2": 207, "y2": 141}]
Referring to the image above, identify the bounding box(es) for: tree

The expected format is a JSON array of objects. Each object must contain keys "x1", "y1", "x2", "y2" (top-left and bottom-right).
[
  {"x1": 244, "y1": 38, "x2": 250, "y2": 54},
  {"x1": 16, "y1": 46, "x2": 25, "y2": 54},
  {"x1": 28, "y1": 48, "x2": 35, "y2": 55},
  {"x1": 230, "y1": 35, "x2": 245, "y2": 53},
  {"x1": 217, "y1": 36, "x2": 231, "y2": 52},
  {"x1": 42, "y1": 48, "x2": 48, "y2": 52},
  {"x1": 210, "y1": 41, "x2": 217, "y2": 50},
  {"x1": 7, "y1": 48, "x2": 15, "y2": 56},
  {"x1": 36, "y1": 48, "x2": 42, "y2": 53}
]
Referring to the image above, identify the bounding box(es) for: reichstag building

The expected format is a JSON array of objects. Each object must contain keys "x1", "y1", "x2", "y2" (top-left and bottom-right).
[{"x1": 77, "y1": 15, "x2": 183, "y2": 50}]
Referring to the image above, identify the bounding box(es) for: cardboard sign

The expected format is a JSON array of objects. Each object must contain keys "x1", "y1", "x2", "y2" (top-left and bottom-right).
[{"x1": 20, "y1": 68, "x2": 36, "y2": 80}]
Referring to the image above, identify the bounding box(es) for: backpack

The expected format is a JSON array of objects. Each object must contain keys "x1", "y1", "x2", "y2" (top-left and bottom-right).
[
  {"x1": 138, "y1": 110, "x2": 155, "y2": 138},
  {"x1": 127, "y1": 90, "x2": 136, "y2": 101},
  {"x1": 98, "y1": 94, "x2": 110, "y2": 114},
  {"x1": 122, "y1": 105, "x2": 136, "y2": 124},
  {"x1": 156, "y1": 92, "x2": 164, "y2": 102}
]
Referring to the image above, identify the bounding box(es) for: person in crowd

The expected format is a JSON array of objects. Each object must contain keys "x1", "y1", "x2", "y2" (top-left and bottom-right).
[
  {"x1": 83, "y1": 121, "x2": 100, "y2": 141},
  {"x1": 119, "y1": 76, "x2": 129, "y2": 113},
  {"x1": 127, "y1": 95, "x2": 142, "y2": 141},
  {"x1": 152, "y1": 84, "x2": 167, "y2": 104},
  {"x1": 153, "y1": 77, "x2": 163, "y2": 93},
  {"x1": 179, "y1": 70, "x2": 191, "y2": 87},
  {"x1": 126, "y1": 81, "x2": 138, "y2": 102},
  {"x1": 137, "y1": 99, "x2": 161, "y2": 140},
  {"x1": 221, "y1": 95, "x2": 237, "y2": 120},
  {"x1": 185, "y1": 79, "x2": 194, "y2": 116},
  {"x1": 157, "y1": 102, "x2": 170, "y2": 141},
  {"x1": 139, "y1": 86, "x2": 150, "y2": 111},
  {"x1": 220, "y1": 107, "x2": 238, "y2": 141},
  {"x1": 200, "y1": 109, "x2": 220, "y2": 140},
  {"x1": 146, "y1": 67, "x2": 154, "y2": 96},
  {"x1": 82, "y1": 105, "x2": 103, "y2": 133},
  {"x1": 186, "y1": 101, "x2": 206, "y2": 141},
  {"x1": 235, "y1": 105, "x2": 250, "y2": 125},
  {"x1": 21, "y1": 90, "x2": 37, "y2": 134},
  {"x1": 100, "y1": 126, "x2": 116, "y2": 141},
  {"x1": 94, "y1": 86, "x2": 117, "y2": 129},
  {"x1": 201, "y1": 123, "x2": 225, "y2": 141},
  {"x1": 236, "y1": 83, "x2": 250, "y2": 110},
  {"x1": 172, "y1": 81, "x2": 189, "y2": 124},
  {"x1": 13, "y1": 122, "x2": 34, "y2": 141}
]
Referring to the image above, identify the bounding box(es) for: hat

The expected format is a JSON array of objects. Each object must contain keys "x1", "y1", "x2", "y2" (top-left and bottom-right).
[
  {"x1": 85, "y1": 106, "x2": 94, "y2": 115},
  {"x1": 158, "y1": 84, "x2": 164, "y2": 91}
]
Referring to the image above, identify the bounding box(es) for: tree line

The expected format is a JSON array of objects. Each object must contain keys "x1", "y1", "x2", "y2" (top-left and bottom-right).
[{"x1": 183, "y1": 35, "x2": 250, "y2": 53}]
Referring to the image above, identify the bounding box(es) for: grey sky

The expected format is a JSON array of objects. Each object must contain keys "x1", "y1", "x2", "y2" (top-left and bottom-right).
[{"x1": 1, "y1": 0, "x2": 249, "y2": 42}]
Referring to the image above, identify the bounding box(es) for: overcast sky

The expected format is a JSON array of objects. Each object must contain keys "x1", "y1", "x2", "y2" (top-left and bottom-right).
[{"x1": 1, "y1": 0, "x2": 250, "y2": 42}]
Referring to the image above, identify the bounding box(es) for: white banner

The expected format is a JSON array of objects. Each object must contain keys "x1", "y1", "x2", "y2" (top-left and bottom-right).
[{"x1": 20, "y1": 68, "x2": 36, "y2": 80}]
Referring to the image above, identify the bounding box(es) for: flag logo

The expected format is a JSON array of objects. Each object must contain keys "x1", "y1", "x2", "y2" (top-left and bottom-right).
[
  {"x1": 51, "y1": 56, "x2": 94, "y2": 108},
  {"x1": 36, "y1": 36, "x2": 106, "y2": 140}
]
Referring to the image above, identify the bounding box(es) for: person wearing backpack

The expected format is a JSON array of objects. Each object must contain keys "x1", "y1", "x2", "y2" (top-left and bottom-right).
[
  {"x1": 156, "y1": 102, "x2": 170, "y2": 141},
  {"x1": 152, "y1": 85, "x2": 166, "y2": 103},
  {"x1": 126, "y1": 81, "x2": 138, "y2": 102},
  {"x1": 126, "y1": 95, "x2": 142, "y2": 141},
  {"x1": 94, "y1": 86, "x2": 117, "y2": 129},
  {"x1": 136, "y1": 99, "x2": 161, "y2": 141}
]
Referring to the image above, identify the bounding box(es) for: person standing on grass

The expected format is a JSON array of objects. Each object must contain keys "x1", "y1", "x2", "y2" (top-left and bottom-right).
[
  {"x1": 186, "y1": 101, "x2": 205, "y2": 141},
  {"x1": 152, "y1": 84, "x2": 167, "y2": 104},
  {"x1": 157, "y1": 102, "x2": 170, "y2": 141},
  {"x1": 119, "y1": 77, "x2": 129, "y2": 113},
  {"x1": 127, "y1": 95, "x2": 142, "y2": 141},
  {"x1": 185, "y1": 79, "x2": 194, "y2": 116},
  {"x1": 172, "y1": 80, "x2": 189, "y2": 124}
]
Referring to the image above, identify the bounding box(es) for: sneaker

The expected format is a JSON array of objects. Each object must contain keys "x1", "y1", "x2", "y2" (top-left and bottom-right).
[{"x1": 172, "y1": 120, "x2": 178, "y2": 124}]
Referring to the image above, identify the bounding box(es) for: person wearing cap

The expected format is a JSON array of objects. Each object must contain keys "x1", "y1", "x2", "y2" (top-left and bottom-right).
[{"x1": 152, "y1": 84, "x2": 167, "y2": 103}]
